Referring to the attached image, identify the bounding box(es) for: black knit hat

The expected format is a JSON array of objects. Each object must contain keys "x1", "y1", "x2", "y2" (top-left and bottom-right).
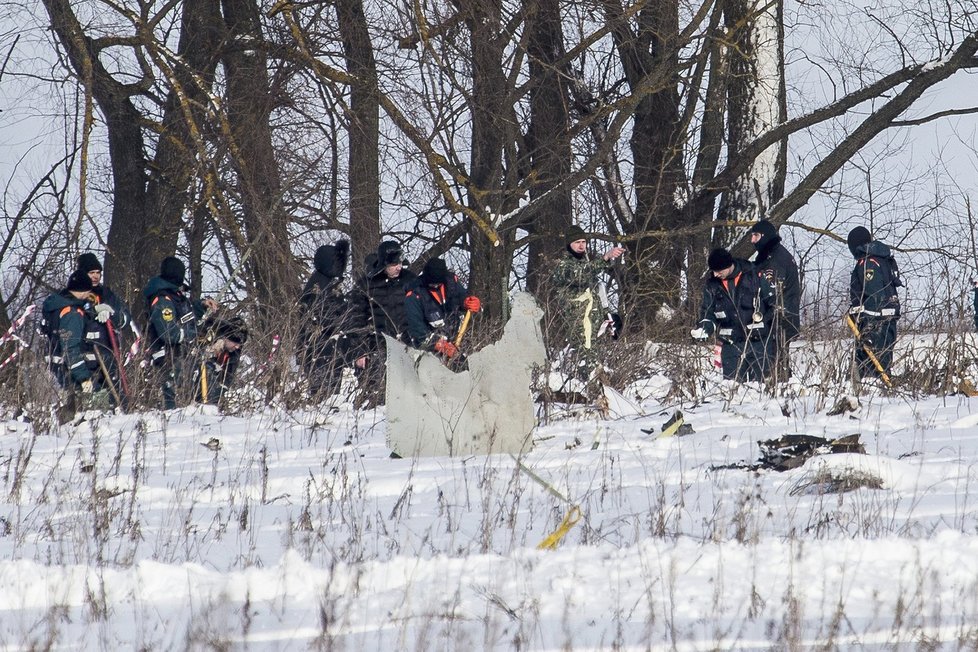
[
  {"x1": 215, "y1": 316, "x2": 248, "y2": 344},
  {"x1": 422, "y1": 258, "x2": 450, "y2": 285},
  {"x1": 565, "y1": 225, "x2": 587, "y2": 245},
  {"x1": 160, "y1": 256, "x2": 186, "y2": 285},
  {"x1": 750, "y1": 220, "x2": 778, "y2": 238},
  {"x1": 847, "y1": 226, "x2": 872, "y2": 257},
  {"x1": 77, "y1": 253, "x2": 103, "y2": 273},
  {"x1": 377, "y1": 241, "x2": 404, "y2": 266},
  {"x1": 707, "y1": 248, "x2": 735, "y2": 271},
  {"x1": 66, "y1": 269, "x2": 94, "y2": 293}
]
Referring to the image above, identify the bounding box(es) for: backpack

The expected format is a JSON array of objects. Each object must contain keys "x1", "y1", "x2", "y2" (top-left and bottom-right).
[
  {"x1": 37, "y1": 306, "x2": 59, "y2": 339},
  {"x1": 37, "y1": 303, "x2": 78, "y2": 340}
]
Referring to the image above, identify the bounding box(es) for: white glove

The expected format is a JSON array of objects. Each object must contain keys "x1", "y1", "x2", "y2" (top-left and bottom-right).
[
  {"x1": 81, "y1": 379, "x2": 94, "y2": 393},
  {"x1": 94, "y1": 303, "x2": 115, "y2": 324},
  {"x1": 690, "y1": 327, "x2": 710, "y2": 341}
]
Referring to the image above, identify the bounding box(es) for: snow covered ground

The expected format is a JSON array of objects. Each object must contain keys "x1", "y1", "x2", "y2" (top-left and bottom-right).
[{"x1": 3, "y1": 352, "x2": 978, "y2": 650}]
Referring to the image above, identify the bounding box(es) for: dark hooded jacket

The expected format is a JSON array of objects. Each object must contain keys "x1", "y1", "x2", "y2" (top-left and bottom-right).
[
  {"x1": 752, "y1": 221, "x2": 801, "y2": 340},
  {"x1": 298, "y1": 240, "x2": 354, "y2": 365},
  {"x1": 849, "y1": 240, "x2": 901, "y2": 319},
  {"x1": 697, "y1": 259, "x2": 777, "y2": 343},
  {"x1": 299, "y1": 240, "x2": 350, "y2": 328},
  {"x1": 142, "y1": 276, "x2": 207, "y2": 361},
  {"x1": 405, "y1": 272, "x2": 469, "y2": 349},
  {"x1": 40, "y1": 291, "x2": 101, "y2": 386}
]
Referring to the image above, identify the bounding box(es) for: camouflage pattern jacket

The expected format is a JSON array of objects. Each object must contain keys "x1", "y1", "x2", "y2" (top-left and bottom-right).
[{"x1": 551, "y1": 251, "x2": 613, "y2": 349}]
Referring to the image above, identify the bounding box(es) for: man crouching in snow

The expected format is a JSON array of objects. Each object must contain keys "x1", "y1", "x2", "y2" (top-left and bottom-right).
[{"x1": 404, "y1": 258, "x2": 480, "y2": 363}]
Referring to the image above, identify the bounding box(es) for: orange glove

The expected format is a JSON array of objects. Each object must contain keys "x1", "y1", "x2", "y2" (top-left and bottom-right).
[
  {"x1": 463, "y1": 295, "x2": 481, "y2": 312},
  {"x1": 434, "y1": 338, "x2": 458, "y2": 358}
]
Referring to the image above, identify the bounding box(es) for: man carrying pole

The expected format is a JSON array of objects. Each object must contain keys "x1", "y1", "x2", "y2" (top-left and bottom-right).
[{"x1": 846, "y1": 226, "x2": 902, "y2": 382}]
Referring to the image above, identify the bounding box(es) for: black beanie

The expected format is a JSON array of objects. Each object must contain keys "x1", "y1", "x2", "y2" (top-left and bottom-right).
[
  {"x1": 847, "y1": 226, "x2": 872, "y2": 257},
  {"x1": 707, "y1": 248, "x2": 735, "y2": 271},
  {"x1": 160, "y1": 256, "x2": 186, "y2": 285},
  {"x1": 565, "y1": 225, "x2": 587, "y2": 246},
  {"x1": 66, "y1": 269, "x2": 94, "y2": 293},
  {"x1": 77, "y1": 253, "x2": 103, "y2": 273},
  {"x1": 750, "y1": 220, "x2": 778, "y2": 239},
  {"x1": 422, "y1": 258, "x2": 450, "y2": 285},
  {"x1": 215, "y1": 316, "x2": 248, "y2": 344},
  {"x1": 377, "y1": 241, "x2": 404, "y2": 266}
]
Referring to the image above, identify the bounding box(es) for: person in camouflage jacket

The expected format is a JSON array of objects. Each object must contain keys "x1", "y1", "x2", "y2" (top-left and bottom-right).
[{"x1": 550, "y1": 225, "x2": 625, "y2": 388}]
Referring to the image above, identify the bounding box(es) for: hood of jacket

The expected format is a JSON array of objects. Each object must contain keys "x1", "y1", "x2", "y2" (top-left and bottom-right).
[
  {"x1": 858, "y1": 240, "x2": 893, "y2": 259},
  {"x1": 142, "y1": 275, "x2": 182, "y2": 301},
  {"x1": 42, "y1": 291, "x2": 86, "y2": 314},
  {"x1": 314, "y1": 239, "x2": 349, "y2": 279},
  {"x1": 752, "y1": 222, "x2": 781, "y2": 261}
]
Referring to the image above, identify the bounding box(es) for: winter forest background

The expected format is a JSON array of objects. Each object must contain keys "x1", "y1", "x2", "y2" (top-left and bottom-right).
[
  {"x1": 1, "y1": 0, "x2": 976, "y2": 341},
  {"x1": 3, "y1": 0, "x2": 978, "y2": 649}
]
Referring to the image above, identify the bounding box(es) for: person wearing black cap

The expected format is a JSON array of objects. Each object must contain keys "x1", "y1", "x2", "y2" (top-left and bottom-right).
[
  {"x1": 691, "y1": 247, "x2": 777, "y2": 382},
  {"x1": 193, "y1": 316, "x2": 249, "y2": 406},
  {"x1": 346, "y1": 240, "x2": 418, "y2": 405},
  {"x1": 142, "y1": 256, "x2": 220, "y2": 409},
  {"x1": 847, "y1": 225, "x2": 901, "y2": 379},
  {"x1": 549, "y1": 224, "x2": 626, "y2": 390},
  {"x1": 76, "y1": 252, "x2": 136, "y2": 402},
  {"x1": 40, "y1": 270, "x2": 112, "y2": 411},
  {"x1": 297, "y1": 239, "x2": 356, "y2": 396},
  {"x1": 749, "y1": 220, "x2": 801, "y2": 378},
  {"x1": 404, "y1": 257, "x2": 480, "y2": 359},
  {"x1": 76, "y1": 252, "x2": 133, "y2": 333}
]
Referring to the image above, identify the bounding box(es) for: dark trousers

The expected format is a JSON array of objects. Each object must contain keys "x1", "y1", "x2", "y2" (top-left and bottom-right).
[
  {"x1": 154, "y1": 353, "x2": 186, "y2": 410},
  {"x1": 720, "y1": 338, "x2": 774, "y2": 382},
  {"x1": 855, "y1": 317, "x2": 897, "y2": 378},
  {"x1": 300, "y1": 337, "x2": 350, "y2": 397}
]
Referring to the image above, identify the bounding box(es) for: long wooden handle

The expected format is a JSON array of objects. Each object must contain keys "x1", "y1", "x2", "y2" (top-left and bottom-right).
[
  {"x1": 845, "y1": 315, "x2": 892, "y2": 387},
  {"x1": 454, "y1": 310, "x2": 473, "y2": 347}
]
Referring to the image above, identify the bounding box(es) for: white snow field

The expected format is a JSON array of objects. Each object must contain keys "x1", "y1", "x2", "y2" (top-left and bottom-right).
[{"x1": 3, "y1": 342, "x2": 978, "y2": 650}]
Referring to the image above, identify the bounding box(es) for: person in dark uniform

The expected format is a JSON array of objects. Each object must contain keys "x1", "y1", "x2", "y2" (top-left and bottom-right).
[
  {"x1": 143, "y1": 256, "x2": 219, "y2": 409},
  {"x1": 76, "y1": 252, "x2": 135, "y2": 404},
  {"x1": 404, "y1": 258, "x2": 480, "y2": 359},
  {"x1": 749, "y1": 220, "x2": 801, "y2": 379},
  {"x1": 346, "y1": 240, "x2": 417, "y2": 405},
  {"x1": 40, "y1": 270, "x2": 112, "y2": 411},
  {"x1": 194, "y1": 316, "x2": 248, "y2": 406},
  {"x1": 847, "y1": 226, "x2": 901, "y2": 379},
  {"x1": 297, "y1": 239, "x2": 355, "y2": 397},
  {"x1": 691, "y1": 248, "x2": 778, "y2": 382}
]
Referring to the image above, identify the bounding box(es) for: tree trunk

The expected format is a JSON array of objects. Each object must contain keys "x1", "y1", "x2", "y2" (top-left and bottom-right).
[
  {"x1": 716, "y1": 0, "x2": 787, "y2": 246},
  {"x1": 42, "y1": 0, "x2": 148, "y2": 308},
  {"x1": 221, "y1": 0, "x2": 297, "y2": 317},
  {"x1": 336, "y1": 0, "x2": 382, "y2": 271},
  {"x1": 607, "y1": 0, "x2": 688, "y2": 324},
  {"x1": 523, "y1": 0, "x2": 572, "y2": 296},
  {"x1": 136, "y1": 0, "x2": 224, "y2": 305},
  {"x1": 461, "y1": 0, "x2": 512, "y2": 321}
]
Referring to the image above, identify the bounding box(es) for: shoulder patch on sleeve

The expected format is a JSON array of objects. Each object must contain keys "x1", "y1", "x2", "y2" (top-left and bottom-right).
[{"x1": 161, "y1": 307, "x2": 175, "y2": 322}]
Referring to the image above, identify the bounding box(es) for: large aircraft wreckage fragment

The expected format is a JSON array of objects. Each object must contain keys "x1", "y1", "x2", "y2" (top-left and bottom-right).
[{"x1": 385, "y1": 292, "x2": 546, "y2": 457}]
